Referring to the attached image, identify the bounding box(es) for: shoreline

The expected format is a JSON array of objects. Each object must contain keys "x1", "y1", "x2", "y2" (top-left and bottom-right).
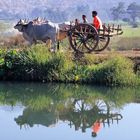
[{"x1": 0, "y1": 45, "x2": 140, "y2": 86}]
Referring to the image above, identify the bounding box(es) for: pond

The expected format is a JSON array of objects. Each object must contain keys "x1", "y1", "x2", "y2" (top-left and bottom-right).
[{"x1": 0, "y1": 82, "x2": 140, "y2": 140}]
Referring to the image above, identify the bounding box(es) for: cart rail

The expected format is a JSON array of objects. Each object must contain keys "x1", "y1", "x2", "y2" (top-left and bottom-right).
[
  {"x1": 61, "y1": 23, "x2": 123, "y2": 53},
  {"x1": 99, "y1": 24, "x2": 123, "y2": 37}
]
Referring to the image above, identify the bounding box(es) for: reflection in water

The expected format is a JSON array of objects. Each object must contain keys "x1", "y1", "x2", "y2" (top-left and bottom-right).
[{"x1": 0, "y1": 82, "x2": 140, "y2": 134}]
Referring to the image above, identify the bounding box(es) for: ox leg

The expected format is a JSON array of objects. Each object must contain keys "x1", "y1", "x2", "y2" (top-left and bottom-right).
[
  {"x1": 29, "y1": 39, "x2": 36, "y2": 46},
  {"x1": 28, "y1": 40, "x2": 34, "y2": 46},
  {"x1": 57, "y1": 41, "x2": 60, "y2": 51},
  {"x1": 52, "y1": 42, "x2": 57, "y2": 52},
  {"x1": 49, "y1": 40, "x2": 52, "y2": 49},
  {"x1": 46, "y1": 39, "x2": 52, "y2": 48},
  {"x1": 27, "y1": 38, "x2": 36, "y2": 46},
  {"x1": 23, "y1": 34, "x2": 35, "y2": 46},
  {"x1": 50, "y1": 36, "x2": 57, "y2": 52},
  {"x1": 33, "y1": 39, "x2": 37, "y2": 44}
]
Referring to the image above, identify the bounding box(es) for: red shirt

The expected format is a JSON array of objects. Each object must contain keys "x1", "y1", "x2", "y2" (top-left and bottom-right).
[
  {"x1": 93, "y1": 16, "x2": 102, "y2": 29},
  {"x1": 92, "y1": 121, "x2": 102, "y2": 133}
]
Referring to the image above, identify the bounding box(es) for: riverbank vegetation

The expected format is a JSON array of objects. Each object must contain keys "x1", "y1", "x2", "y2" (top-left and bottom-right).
[{"x1": 0, "y1": 45, "x2": 139, "y2": 86}]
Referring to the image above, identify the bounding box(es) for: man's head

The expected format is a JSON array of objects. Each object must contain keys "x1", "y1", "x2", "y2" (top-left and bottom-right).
[
  {"x1": 75, "y1": 18, "x2": 79, "y2": 23},
  {"x1": 92, "y1": 11, "x2": 98, "y2": 17},
  {"x1": 82, "y1": 15, "x2": 86, "y2": 20},
  {"x1": 92, "y1": 132, "x2": 97, "y2": 137}
]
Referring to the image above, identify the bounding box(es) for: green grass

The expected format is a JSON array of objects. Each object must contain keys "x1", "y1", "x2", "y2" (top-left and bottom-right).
[
  {"x1": 109, "y1": 25, "x2": 140, "y2": 50},
  {"x1": 122, "y1": 26, "x2": 140, "y2": 38},
  {"x1": 89, "y1": 55, "x2": 138, "y2": 86},
  {"x1": 0, "y1": 45, "x2": 139, "y2": 86}
]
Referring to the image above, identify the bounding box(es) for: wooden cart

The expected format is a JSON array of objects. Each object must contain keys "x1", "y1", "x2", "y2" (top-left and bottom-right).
[{"x1": 66, "y1": 23, "x2": 123, "y2": 53}]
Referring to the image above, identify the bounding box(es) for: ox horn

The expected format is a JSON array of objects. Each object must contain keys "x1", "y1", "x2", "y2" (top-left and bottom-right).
[{"x1": 21, "y1": 19, "x2": 25, "y2": 24}]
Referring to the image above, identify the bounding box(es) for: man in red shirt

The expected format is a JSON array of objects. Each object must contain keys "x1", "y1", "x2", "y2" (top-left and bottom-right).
[
  {"x1": 92, "y1": 11, "x2": 102, "y2": 30},
  {"x1": 92, "y1": 120, "x2": 102, "y2": 137}
]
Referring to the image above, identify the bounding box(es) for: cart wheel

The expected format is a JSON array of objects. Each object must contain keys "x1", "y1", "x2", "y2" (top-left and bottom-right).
[
  {"x1": 94, "y1": 35, "x2": 110, "y2": 52},
  {"x1": 68, "y1": 23, "x2": 99, "y2": 53}
]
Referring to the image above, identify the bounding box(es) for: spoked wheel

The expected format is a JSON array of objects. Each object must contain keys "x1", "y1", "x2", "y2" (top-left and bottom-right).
[
  {"x1": 94, "y1": 35, "x2": 110, "y2": 52},
  {"x1": 68, "y1": 23, "x2": 99, "y2": 53}
]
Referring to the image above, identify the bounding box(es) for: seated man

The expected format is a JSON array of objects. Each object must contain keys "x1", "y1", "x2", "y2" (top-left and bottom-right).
[
  {"x1": 75, "y1": 18, "x2": 80, "y2": 25},
  {"x1": 92, "y1": 11, "x2": 102, "y2": 30},
  {"x1": 82, "y1": 15, "x2": 88, "y2": 23}
]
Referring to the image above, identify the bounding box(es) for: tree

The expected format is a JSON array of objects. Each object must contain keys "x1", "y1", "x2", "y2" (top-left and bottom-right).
[
  {"x1": 110, "y1": 2, "x2": 125, "y2": 21},
  {"x1": 127, "y1": 2, "x2": 140, "y2": 26}
]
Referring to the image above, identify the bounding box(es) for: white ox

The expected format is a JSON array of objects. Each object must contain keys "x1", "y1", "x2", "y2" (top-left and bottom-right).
[{"x1": 14, "y1": 19, "x2": 69, "y2": 50}]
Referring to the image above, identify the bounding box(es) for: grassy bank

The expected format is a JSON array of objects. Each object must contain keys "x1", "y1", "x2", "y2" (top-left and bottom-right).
[
  {"x1": 110, "y1": 26, "x2": 140, "y2": 50},
  {"x1": 0, "y1": 45, "x2": 139, "y2": 86},
  {"x1": 109, "y1": 26, "x2": 140, "y2": 50}
]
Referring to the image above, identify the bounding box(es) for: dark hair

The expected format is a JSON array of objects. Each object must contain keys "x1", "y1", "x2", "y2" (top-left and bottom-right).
[
  {"x1": 82, "y1": 15, "x2": 86, "y2": 18},
  {"x1": 92, "y1": 11, "x2": 98, "y2": 16},
  {"x1": 92, "y1": 132, "x2": 97, "y2": 137},
  {"x1": 75, "y1": 18, "x2": 79, "y2": 22}
]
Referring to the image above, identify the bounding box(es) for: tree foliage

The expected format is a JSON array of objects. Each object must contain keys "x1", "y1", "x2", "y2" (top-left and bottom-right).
[
  {"x1": 127, "y1": 2, "x2": 140, "y2": 26},
  {"x1": 110, "y1": 2, "x2": 125, "y2": 21}
]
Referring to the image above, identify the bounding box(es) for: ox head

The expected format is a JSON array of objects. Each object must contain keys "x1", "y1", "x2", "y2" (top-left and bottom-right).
[{"x1": 14, "y1": 19, "x2": 31, "y2": 32}]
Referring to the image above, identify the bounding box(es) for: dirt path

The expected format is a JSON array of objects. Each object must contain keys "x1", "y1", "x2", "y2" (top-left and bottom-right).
[
  {"x1": 94, "y1": 50, "x2": 140, "y2": 58},
  {"x1": 93, "y1": 50, "x2": 140, "y2": 66}
]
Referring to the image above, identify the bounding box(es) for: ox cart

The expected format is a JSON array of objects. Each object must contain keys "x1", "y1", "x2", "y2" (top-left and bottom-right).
[{"x1": 61, "y1": 23, "x2": 123, "y2": 53}]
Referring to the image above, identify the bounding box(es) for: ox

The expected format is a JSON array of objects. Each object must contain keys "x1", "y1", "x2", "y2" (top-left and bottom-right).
[{"x1": 14, "y1": 19, "x2": 65, "y2": 51}]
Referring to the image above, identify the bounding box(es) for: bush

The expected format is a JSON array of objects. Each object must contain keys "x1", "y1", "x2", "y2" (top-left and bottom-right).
[
  {"x1": 0, "y1": 46, "x2": 139, "y2": 86},
  {"x1": 89, "y1": 55, "x2": 137, "y2": 86},
  {"x1": 21, "y1": 45, "x2": 74, "y2": 82}
]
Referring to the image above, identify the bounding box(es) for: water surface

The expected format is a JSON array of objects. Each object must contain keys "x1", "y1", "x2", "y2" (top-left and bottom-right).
[{"x1": 0, "y1": 82, "x2": 140, "y2": 140}]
